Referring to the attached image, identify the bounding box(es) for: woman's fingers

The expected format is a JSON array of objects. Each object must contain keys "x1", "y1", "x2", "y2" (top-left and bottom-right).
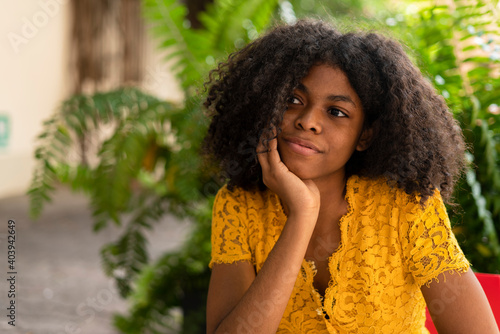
[
  {"x1": 256, "y1": 128, "x2": 278, "y2": 165},
  {"x1": 266, "y1": 135, "x2": 282, "y2": 168},
  {"x1": 256, "y1": 130, "x2": 285, "y2": 190},
  {"x1": 256, "y1": 137, "x2": 270, "y2": 171}
]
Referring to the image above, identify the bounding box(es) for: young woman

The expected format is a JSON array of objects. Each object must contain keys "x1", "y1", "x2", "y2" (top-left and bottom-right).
[{"x1": 203, "y1": 20, "x2": 499, "y2": 333}]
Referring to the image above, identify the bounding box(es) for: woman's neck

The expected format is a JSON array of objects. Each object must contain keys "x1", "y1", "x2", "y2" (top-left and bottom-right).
[
  {"x1": 314, "y1": 171, "x2": 347, "y2": 211},
  {"x1": 315, "y1": 174, "x2": 348, "y2": 226}
]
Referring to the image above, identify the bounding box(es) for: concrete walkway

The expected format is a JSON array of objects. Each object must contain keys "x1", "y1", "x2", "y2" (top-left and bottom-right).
[{"x1": 0, "y1": 186, "x2": 192, "y2": 334}]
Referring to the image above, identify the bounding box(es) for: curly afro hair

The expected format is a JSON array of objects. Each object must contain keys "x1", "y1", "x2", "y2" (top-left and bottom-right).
[{"x1": 203, "y1": 19, "x2": 466, "y2": 203}]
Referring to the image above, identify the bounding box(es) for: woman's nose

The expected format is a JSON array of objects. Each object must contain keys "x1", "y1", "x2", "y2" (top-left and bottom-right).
[{"x1": 294, "y1": 106, "x2": 322, "y2": 133}]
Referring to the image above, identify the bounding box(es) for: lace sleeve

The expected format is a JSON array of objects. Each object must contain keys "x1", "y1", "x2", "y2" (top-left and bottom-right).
[
  {"x1": 209, "y1": 185, "x2": 252, "y2": 268},
  {"x1": 399, "y1": 191, "x2": 470, "y2": 287}
]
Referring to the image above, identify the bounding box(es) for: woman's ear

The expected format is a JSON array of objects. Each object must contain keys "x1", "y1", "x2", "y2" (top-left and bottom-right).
[{"x1": 356, "y1": 127, "x2": 373, "y2": 152}]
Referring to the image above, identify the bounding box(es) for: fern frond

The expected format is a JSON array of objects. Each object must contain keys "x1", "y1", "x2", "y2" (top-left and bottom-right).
[
  {"x1": 101, "y1": 224, "x2": 150, "y2": 298},
  {"x1": 143, "y1": 0, "x2": 210, "y2": 91},
  {"x1": 29, "y1": 87, "x2": 178, "y2": 228},
  {"x1": 198, "y1": 0, "x2": 279, "y2": 52},
  {"x1": 28, "y1": 112, "x2": 72, "y2": 218},
  {"x1": 113, "y1": 196, "x2": 213, "y2": 333},
  {"x1": 465, "y1": 166, "x2": 500, "y2": 257}
]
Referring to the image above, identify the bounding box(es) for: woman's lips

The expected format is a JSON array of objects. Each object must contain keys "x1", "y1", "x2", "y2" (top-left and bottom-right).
[{"x1": 282, "y1": 137, "x2": 321, "y2": 156}]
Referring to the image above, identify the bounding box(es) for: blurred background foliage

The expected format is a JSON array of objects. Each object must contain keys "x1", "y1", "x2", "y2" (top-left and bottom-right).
[{"x1": 29, "y1": 0, "x2": 499, "y2": 332}]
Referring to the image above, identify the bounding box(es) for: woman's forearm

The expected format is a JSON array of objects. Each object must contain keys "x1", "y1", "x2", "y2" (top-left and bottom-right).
[{"x1": 213, "y1": 213, "x2": 317, "y2": 334}]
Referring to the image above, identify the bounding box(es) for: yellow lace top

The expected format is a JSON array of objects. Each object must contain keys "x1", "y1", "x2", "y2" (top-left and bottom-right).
[{"x1": 209, "y1": 175, "x2": 470, "y2": 333}]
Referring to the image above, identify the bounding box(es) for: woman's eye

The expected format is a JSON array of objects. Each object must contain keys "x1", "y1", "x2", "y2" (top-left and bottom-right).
[
  {"x1": 329, "y1": 108, "x2": 347, "y2": 117},
  {"x1": 288, "y1": 96, "x2": 301, "y2": 104}
]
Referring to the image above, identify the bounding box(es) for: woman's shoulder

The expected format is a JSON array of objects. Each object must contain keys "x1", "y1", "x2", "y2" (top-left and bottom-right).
[
  {"x1": 349, "y1": 174, "x2": 402, "y2": 199},
  {"x1": 214, "y1": 183, "x2": 276, "y2": 210},
  {"x1": 212, "y1": 184, "x2": 284, "y2": 236},
  {"x1": 349, "y1": 174, "x2": 442, "y2": 211}
]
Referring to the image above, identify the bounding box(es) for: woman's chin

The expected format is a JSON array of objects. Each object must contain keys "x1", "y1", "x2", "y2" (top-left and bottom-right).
[{"x1": 285, "y1": 165, "x2": 316, "y2": 180}]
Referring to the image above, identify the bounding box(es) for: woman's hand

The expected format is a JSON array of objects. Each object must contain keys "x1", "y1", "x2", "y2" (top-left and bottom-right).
[
  {"x1": 257, "y1": 132, "x2": 320, "y2": 218},
  {"x1": 208, "y1": 131, "x2": 321, "y2": 334}
]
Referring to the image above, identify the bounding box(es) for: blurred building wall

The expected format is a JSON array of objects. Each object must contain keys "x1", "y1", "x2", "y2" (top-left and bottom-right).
[
  {"x1": 0, "y1": 0, "x2": 71, "y2": 199},
  {"x1": 0, "y1": 0, "x2": 183, "y2": 199}
]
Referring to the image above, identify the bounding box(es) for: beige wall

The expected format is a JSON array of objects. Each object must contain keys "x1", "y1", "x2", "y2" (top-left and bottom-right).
[
  {"x1": 0, "y1": 0, "x2": 71, "y2": 199},
  {"x1": 0, "y1": 0, "x2": 182, "y2": 199}
]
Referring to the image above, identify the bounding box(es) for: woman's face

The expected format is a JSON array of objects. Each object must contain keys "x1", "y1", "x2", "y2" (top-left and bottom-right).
[{"x1": 277, "y1": 64, "x2": 371, "y2": 184}]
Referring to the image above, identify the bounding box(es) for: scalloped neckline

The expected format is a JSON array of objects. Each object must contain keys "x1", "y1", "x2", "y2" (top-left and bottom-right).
[{"x1": 307, "y1": 175, "x2": 356, "y2": 313}]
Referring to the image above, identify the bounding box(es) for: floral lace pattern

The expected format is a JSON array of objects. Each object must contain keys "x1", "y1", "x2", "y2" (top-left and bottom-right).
[{"x1": 210, "y1": 175, "x2": 470, "y2": 333}]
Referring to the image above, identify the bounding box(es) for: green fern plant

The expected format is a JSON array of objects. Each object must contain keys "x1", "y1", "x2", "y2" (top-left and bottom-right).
[{"x1": 28, "y1": 88, "x2": 186, "y2": 297}]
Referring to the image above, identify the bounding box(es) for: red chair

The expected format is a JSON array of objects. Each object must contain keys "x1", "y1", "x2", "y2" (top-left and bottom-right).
[{"x1": 425, "y1": 272, "x2": 500, "y2": 333}]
